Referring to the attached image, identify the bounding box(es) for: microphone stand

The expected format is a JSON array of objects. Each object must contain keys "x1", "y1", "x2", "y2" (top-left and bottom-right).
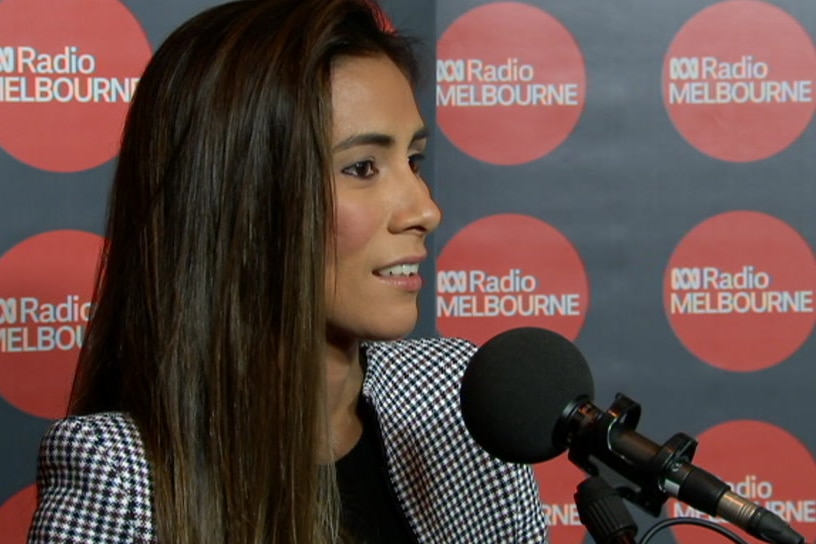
[{"x1": 575, "y1": 476, "x2": 638, "y2": 544}]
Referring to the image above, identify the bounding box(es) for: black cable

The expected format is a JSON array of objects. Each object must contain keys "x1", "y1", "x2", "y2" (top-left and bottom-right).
[{"x1": 638, "y1": 517, "x2": 751, "y2": 544}]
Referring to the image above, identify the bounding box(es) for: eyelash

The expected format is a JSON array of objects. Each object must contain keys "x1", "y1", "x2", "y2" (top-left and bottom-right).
[
  {"x1": 342, "y1": 160, "x2": 378, "y2": 178},
  {"x1": 409, "y1": 153, "x2": 425, "y2": 174},
  {"x1": 341, "y1": 153, "x2": 426, "y2": 179}
]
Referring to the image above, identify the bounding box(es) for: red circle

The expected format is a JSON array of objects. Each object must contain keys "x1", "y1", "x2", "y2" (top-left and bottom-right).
[
  {"x1": 664, "y1": 211, "x2": 816, "y2": 371},
  {"x1": 436, "y1": 214, "x2": 589, "y2": 346},
  {"x1": 668, "y1": 420, "x2": 816, "y2": 544},
  {"x1": 663, "y1": 0, "x2": 816, "y2": 162},
  {"x1": 437, "y1": 2, "x2": 586, "y2": 165},
  {"x1": 0, "y1": 0, "x2": 153, "y2": 172},
  {"x1": 0, "y1": 230, "x2": 104, "y2": 418},
  {"x1": 0, "y1": 484, "x2": 37, "y2": 544},
  {"x1": 534, "y1": 455, "x2": 590, "y2": 544}
]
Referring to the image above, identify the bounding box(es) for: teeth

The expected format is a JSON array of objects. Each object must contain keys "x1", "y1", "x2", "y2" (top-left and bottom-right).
[{"x1": 377, "y1": 263, "x2": 419, "y2": 277}]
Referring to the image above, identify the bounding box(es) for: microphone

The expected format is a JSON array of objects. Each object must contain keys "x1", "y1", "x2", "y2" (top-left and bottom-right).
[{"x1": 459, "y1": 327, "x2": 805, "y2": 544}]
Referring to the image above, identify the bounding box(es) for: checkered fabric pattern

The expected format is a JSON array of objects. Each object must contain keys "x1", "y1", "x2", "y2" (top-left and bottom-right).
[
  {"x1": 27, "y1": 412, "x2": 155, "y2": 543},
  {"x1": 28, "y1": 337, "x2": 549, "y2": 543},
  {"x1": 363, "y1": 337, "x2": 549, "y2": 543}
]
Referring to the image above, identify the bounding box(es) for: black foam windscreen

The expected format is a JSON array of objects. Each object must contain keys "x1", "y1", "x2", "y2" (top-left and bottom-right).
[{"x1": 460, "y1": 327, "x2": 595, "y2": 463}]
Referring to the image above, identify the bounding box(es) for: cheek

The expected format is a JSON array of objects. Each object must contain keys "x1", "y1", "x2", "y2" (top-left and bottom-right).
[{"x1": 334, "y1": 196, "x2": 380, "y2": 258}]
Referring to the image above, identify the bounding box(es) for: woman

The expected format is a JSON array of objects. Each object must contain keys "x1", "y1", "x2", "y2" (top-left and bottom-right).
[{"x1": 28, "y1": 0, "x2": 549, "y2": 542}]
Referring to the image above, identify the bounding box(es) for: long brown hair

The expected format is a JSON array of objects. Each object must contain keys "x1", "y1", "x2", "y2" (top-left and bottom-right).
[{"x1": 69, "y1": 1, "x2": 419, "y2": 542}]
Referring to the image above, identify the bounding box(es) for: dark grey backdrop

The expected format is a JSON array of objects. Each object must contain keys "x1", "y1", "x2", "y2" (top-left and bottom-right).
[{"x1": 432, "y1": 1, "x2": 816, "y2": 542}]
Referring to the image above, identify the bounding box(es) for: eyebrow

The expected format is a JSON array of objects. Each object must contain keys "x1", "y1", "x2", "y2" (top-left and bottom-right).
[{"x1": 332, "y1": 127, "x2": 429, "y2": 153}]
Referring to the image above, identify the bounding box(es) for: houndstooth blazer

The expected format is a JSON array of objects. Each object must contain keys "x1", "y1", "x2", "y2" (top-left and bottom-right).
[{"x1": 28, "y1": 337, "x2": 549, "y2": 543}]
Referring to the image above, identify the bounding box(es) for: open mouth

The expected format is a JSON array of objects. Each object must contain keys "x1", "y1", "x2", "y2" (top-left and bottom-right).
[{"x1": 375, "y1": 263, "x2": 420, "y2": 277}]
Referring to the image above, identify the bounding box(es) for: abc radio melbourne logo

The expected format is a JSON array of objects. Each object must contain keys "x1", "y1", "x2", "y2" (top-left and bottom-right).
[
  {"x1": 0, "y1": 0, "x2": 152, "y2": 172},
  {"x1": 663, "y1": 0, "x2": 816, "y2": 162},
  {"x1": 436, "y1": 57, "x2": 578, "y2": 108},
  {"x1": 436, "y1": 2, "x2": 586, "y2": 165},
  {"x1": 435, "y1": 268, "x2": 580, "y2": 318},
  {"x1": 664, "y1": 211, "x2": 816, "y2": 371},
  {"x1": 0, "y1": 230, "x2": 102, "y2": 417},
  {"x1": 0, "y1": 295, "x2": 91, "y2": 353},
  {"x1": 0, "y1": 45, "x2": 138, "y2": 103},
  {"x1": 666, "y1": 55, "x2": 811, "y2": 105},
  {"x1": 436, "y1": 214, "x2": 589, "y2": 345},
  {"x1": 667, "y1": 265, "x2": 812, "y2": 314}
]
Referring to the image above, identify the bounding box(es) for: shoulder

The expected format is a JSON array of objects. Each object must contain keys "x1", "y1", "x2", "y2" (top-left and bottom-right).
[
  {"x1": 37, "y1": 412, "x2": 151, "y2": 492},
  {"x1": 29, "y1": 412, "x2": 155, "y2": 543},
  {"x1": 362, "y1": 336, "x2": 477, "y2": 407},
  {"x1": 364, "y1": 336, "x2": 477, "y2": 380},
  {"x1": 362, "y1": 336, "x2": 483, "y2": 417},
  {"x1": 40, "y1": 411, "x2": 146, "y2": 462}
]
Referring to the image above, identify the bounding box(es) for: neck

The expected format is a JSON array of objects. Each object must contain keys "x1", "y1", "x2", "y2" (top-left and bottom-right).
[{"x1": 324, "y1": 336, "x2": 364, "y2": 460}]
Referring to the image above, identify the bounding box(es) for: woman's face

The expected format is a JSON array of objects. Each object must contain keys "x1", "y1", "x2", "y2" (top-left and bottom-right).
[{"x1": 326, "y1": 54, "x2": 441, "y2": 345}]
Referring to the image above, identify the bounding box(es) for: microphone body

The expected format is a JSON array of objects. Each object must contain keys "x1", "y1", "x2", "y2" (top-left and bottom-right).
[{"x1": 460, "y1": 327, "x2": 805, "y2": 544}]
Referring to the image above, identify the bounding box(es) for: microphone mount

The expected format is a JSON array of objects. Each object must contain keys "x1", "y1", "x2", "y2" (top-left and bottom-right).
[{"x1": 556, "y1": 393, "x2": 700, "y2": 517}]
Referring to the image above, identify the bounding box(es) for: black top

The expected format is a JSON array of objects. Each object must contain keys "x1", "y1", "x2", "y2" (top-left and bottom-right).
[{"x1": 335, "y1": 402, "x2": 416, "y2": 543}]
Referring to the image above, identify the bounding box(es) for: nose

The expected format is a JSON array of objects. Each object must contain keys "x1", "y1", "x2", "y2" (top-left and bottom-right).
[{"x1": 390, "y1": 170, "x2": 442, "y2": 236}]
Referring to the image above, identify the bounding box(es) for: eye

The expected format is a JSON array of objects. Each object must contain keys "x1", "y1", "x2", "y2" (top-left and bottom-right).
[
  {"x1": 341, "y1": 160, "x2": 378, "y2": 179},
  {"x1": 408, "y1": 153, "x2": 425, "y2": 175}
]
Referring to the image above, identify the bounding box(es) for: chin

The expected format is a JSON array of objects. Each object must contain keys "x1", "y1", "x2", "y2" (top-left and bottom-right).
[
  {"x1": 366, "y1": 312, "x2": 419, "y2": 341},
  {"x1": 369, "y1": 324, "x2": 417, "y2": 341}
]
